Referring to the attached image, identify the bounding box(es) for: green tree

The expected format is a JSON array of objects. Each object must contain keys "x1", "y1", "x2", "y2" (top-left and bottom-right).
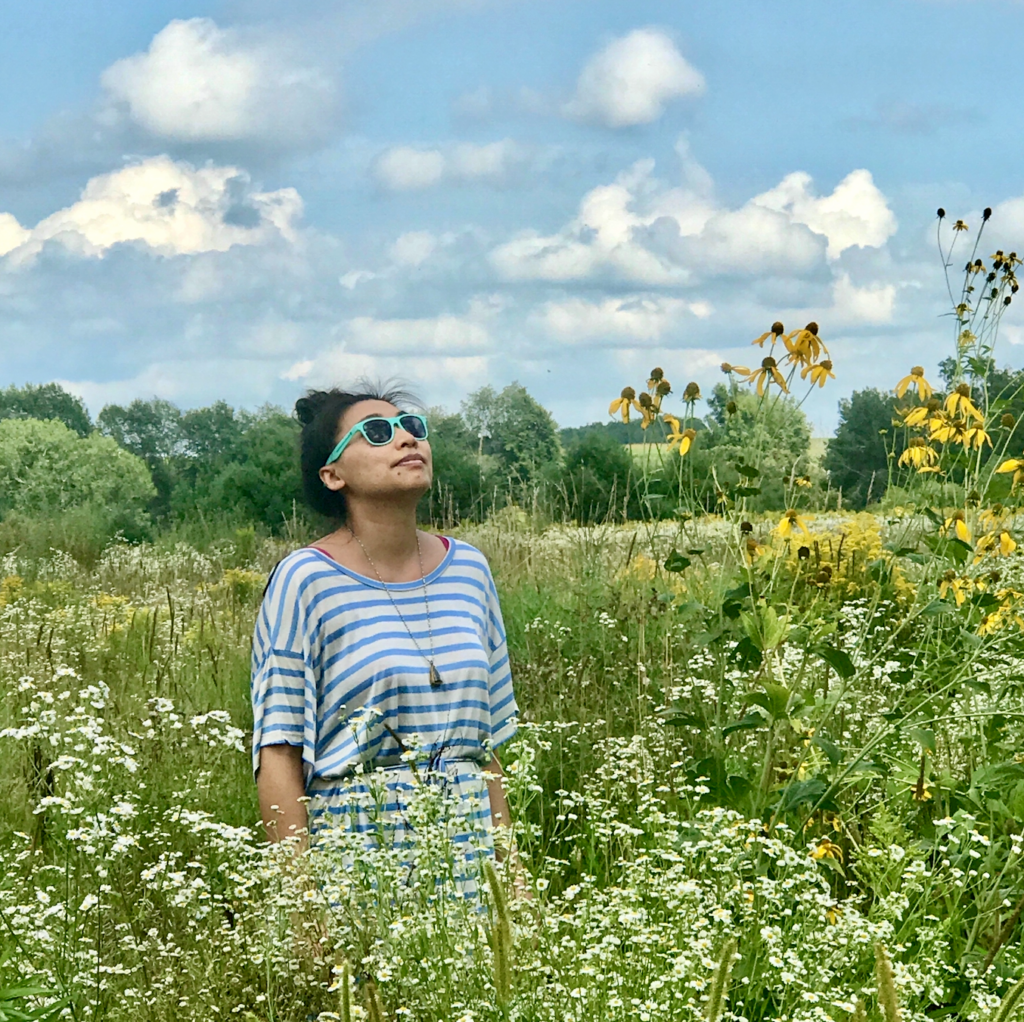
[
  {"x1": 558, "y1": 429, "x2": 639, "y2": 523},
  {"x1": 0, "y1": 382, "x2": 91, "y2": 436},
  {"x1": 0, "y1": 418, "x2": 154, "y2": 542},
  {"x1": 193, "y1": 409, "x2": 303, "y2": 531},
  {"x1": 423, "y1": 409, "x2": 484, "y2": 524},
  {"x1": 462, "y1": 383, "x2": 561, "y2": 486},
  {"x1": 823, "y1": 388, "x2": 902, "y2": 508}
]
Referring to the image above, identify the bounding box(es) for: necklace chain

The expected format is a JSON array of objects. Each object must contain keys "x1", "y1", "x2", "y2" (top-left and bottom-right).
[{"x1": 349, "y1": 529, "x2": 443, "y2": 687}]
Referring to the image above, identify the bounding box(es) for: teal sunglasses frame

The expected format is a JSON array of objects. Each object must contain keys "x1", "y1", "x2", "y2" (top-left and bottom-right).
[{"x1": 324, "y1": 413, "x2": 429, "y2": 466}]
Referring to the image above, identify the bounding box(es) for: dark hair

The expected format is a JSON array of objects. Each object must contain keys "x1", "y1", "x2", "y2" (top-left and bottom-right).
[{"x1": 295, "y1": 381, "x2": 420, "y2": 522}]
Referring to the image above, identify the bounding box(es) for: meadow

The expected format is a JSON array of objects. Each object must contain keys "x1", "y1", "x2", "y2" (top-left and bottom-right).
[{"x1": 2, "y1": 212, "x2": 1024, "y2": 1022}]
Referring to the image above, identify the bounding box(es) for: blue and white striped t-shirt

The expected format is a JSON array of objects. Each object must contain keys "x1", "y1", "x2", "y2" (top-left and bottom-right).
[{"x1": 250, "y1": 538, "x2": 518, "y2": 790}]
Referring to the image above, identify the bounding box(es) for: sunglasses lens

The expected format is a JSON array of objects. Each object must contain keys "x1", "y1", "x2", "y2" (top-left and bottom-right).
[
  {"x1": 400, "y1": 414, "x2": 427, "y2": 439},
  {"x1": 362, "y1": 418, "x2": 394, "y2": 445}
]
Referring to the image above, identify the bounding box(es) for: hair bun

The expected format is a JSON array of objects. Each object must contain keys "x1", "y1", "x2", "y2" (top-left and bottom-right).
[{"x1": 295, "y1": 392, "x2": 330, "y2": 426}]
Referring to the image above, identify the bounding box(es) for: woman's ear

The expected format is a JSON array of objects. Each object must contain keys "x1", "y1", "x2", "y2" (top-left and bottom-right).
[{"x1": 319, "y1": 464, "x2": 346, "y2": 494}]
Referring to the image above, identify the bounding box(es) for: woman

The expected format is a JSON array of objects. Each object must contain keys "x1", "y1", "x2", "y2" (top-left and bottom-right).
[{"x1": 250, "y1": 384, "x2": 519, "y2": 888}]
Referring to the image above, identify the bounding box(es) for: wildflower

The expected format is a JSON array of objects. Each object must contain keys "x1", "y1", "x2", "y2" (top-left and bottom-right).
[
  {"x1": 954, "y1": 219, "x2": 969, "y2": 232},
  {"x1": 637, "y1": 392, "x2": 657, "y2": 429},
  {"x1": 721, "y1": 362, "x2": 750, "y2": 375},
  {"x1": 801, "y1": 360, "x2": 835, "y2": 388},
  {"x1": 682, "y1": 381, "x2": 701, "y2": 402},
  {"x1": 609, "y1": 387, "x2": 638, "y2": 423},
  {"x1": 975, "y1": 532, "x2": 1017, "y2": 558},
  {"x1": 811, "y1": 838, "x2": 844, "y2": 862},
  {"x1": 944, "y1": 383, "x2": 983, "y2": 421},
  {"x1": 912, "y1": 778, "x2": 933, "y2": 802},
  {"x1": 943, "y1": 511, "x2": 972, "y2": 544},
  {"x1": 745, "y1": 356, "x2": 789, "y2": 395},
  {"x1": 826, "y1": 905, "x2": 843, "y2": 925},
  {"x1": 667, "y1": 421, "x2": 697, "y2": 456},
  {"x1": 777, "y1": 509, "x2": 811, "y2": 539},
  {"x1": 647, "y1": 367, "x2": 664, "y2": 387},
  {"x1": 1001, "y1": 413, "x2": 1016, "y2": 429},
  {"x1": 652, "y1": 378, "x2": 672, "y2": 410},
  {"x1": 752, "y1": 321, "x2": 786, "y2": 347},
  {"x1": 979, "y1": 504, "x2": 1007, "y2": 530},
  {"x1": 939, "y1": 572, "x2": 969, "y2": 606},
  {"x1": 996, "y1": 455, "x2": 1024, "y2": 489},
  {"x1": 963, "y1": 425, "x2": 992, "y2": 450},
  {"x1": 898, "y1": 437, "x2": 937, "y2": 470},
  {"x1": 726, "y1": 401, "x2": 738, "y2": 415},
  {"x1": 745, "y1": 536, "x2": 766, "y2": 561},
  {"x1": 895, "y1": 366, "x2": 933, "y2": 400},
  {"x1": 930, "y1": 414, "x2": 968, "y2": 446},
  {"x1": 784, "y1": 323, "x2": 827, "y2": 366},
  {"x1": 902, "y1": 399, "x2": 940, "y2": 428}
]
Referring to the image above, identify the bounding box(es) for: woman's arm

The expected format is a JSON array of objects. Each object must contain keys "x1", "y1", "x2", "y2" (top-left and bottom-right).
[{"x1": 257, "y1": 744, "x2": 308, "y2": 847}]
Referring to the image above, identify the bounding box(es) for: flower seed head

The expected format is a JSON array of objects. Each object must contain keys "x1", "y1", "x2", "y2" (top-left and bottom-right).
[
  {"x1": 797, "y1": 545, "x2": 810, "y2": 560},
  {"x1": 820, "y1": 360, "x2": 833, "y2": 371},
  {"x1": 683, "y1": 382, "x2": 701, "y2": 401},
  {"x1": 771, "y1": 321, "x2": 785, "y2": 335},
  {"x1": 657, "y1": 380, "x2": 672, "y2": 396},
  {"x1": 762, "y1": 356, "x2": 778, "y2": 369},
  {"x1": 1002, "y1": 413, "x2": 1016, "y2": 429},
  {"x1": 955, "y1": 383, "x2": 972, "y2": 397},
  {"x1": 740, "y1": 521, "x2": 754, "y2": 533},
  {"x1": 621, "y1": 386, "x2": 636, "y2": 400},
  {"x1": 983, "y1": 207, "x2": 992, "y2": 221},
  {"x1": 648, "y1": 367, "x2": 664, "y2": 382},
  {"x1": 638, "y1": 392, "x2": 653, "y2": 408},
  {"x1": 937, "y1": 208, "x2": 946, "y2": 219},
  {"x1": 726, "y1": 401, "x2": 738, "y2": 415},
  {"x1": 805, "y1": 321, "x2": 819, "y2": 336}
]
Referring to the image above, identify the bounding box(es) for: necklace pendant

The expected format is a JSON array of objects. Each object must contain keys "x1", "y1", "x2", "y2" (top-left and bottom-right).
[{"x1": 429, "y1": 662, "x2": 443, "y2": 688}]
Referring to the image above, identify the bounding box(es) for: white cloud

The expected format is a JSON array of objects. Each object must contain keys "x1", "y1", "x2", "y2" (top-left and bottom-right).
[
  {"x1": 753, "y1": 169, "x2": 898, "y2": 260},
  {"x1": 343, "y1": 299, "x2": 499, "y2": 357},
  {"x1": 282, "y1": 359, "x2": 314, "y2": 381},
  {"x1": 0, "y1": 156, "x2": 302, "y2": 262},
  {"x1": 490, "y1": 155, "x2": 896, "y2": 284},
  {"x1": 375, "y1": 147, "x2": 446, "y2": 191},
  {"x1": 101, "y1": 18, "x2": 333, "y2": 144},
  {"x1": 538, "y1": 295, "x2": 711, "y2": 345},
  {"x1": 390, "y1": 231, "x2": 438, "y2": 266},
  {"x1": 831, "y1": 273, "x2": 897, "y2": 324},
  {"x1": 0, "y1": 213, "x2": 30, "y2": 257},
  {"x1": 374, "y1": 139, "x2": 525, "y2": 191},
  {"x1": 564, "y1": 28, "x2": 705, "y2": 128}
]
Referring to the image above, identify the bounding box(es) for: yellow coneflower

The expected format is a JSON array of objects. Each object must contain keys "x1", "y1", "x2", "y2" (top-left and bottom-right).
[
  {"x1": 745, "y1": 536, "x2": 765, "y2": 561},
  {"x1": 930, "y1": 415, "x2": 968, "y2": 446},
  {"x1": 777, "y1": 508, "x2": 811, "y2": 538},
  {"x1": 953, "y1": 219, "x2": 969, "y2": 232},
  {"x1": 943, "y1": 510, "x2": 972, "y2": 544},
  {"x1": 682, "y1": 381, "x2": 701, "y2": 402},
  {"x1": 745, "y1": 356, "x2": 789, "y2": 396},
  {"x1": 898, "y1": 437, "x2": 938, "y2": 470},
  {"x1": 996, "y1": 455, "x2": 1024, "y2": 489},
  {"x1": 944, "y1": 383, "x2": 983, "y2": 421},
  {"x1": 647, "y1": 367, "x2": 664, "y2": 387},
  {"x1": 667, "y1": 421, "x2": 697, "y2": 456},
  {"x1": 752, "y1": 320, "x2": 786, "y2": 347},
  {"x1": 811, "y1": 838, "x2": 843, "y2": 862},
  {"x1": 939, "y1": 572, "x2": 971, "y2": 606},
  {"x1": 979, "y1": 504, "x2": 1007, "y2": 530},
  {"x1": 975, "y1": 531, "x2": 1017, "y2": 558},
  {"x1": 895, "y1": 366, "x2": 933, "y2": 400},
  {"x1": 637, "y1": 391, "x2": 656, "y2": 429},
  {"x1": 784, "y1": 322, "x2": 827, "y2": 367},
  {"x1": 963, "y1": 425, "x2": 992, "y2": 450},
  {"x1": 903, "y1": 399, "x2": 940, "y2": 428},
  {"x1": 722, "y1": 362, "x2": 750, "y2": 375},
  {"x1": 651, "y1": 378, "x2": 672, "y2": 411},
  {"x1": 609, "y1": 386, "x2": 638, "y2": 423},
  {"x1": 801, "y1": 360, "x2": 835, "y2": 388}
]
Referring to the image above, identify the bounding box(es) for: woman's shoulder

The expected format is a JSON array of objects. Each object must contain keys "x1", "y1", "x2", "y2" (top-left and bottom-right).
[
  {"x1": 446, "y1": 536, "x2": 491, "y2": 570},
  {"x1": 262, "y1": 547, "x2": 340, "y2": 602}
]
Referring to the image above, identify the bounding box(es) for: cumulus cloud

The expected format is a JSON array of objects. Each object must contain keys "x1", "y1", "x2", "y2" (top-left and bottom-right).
[
  {"x1": 374, "y1": 140, "x2": 525, "y2": 191},
  {"x1": 830, "y1": 272, "x2": 897, "y2": 324},
  {"x1": 538, "y1": 295, "x2": 711, "y2": 346},
  {"x1": 101, "y1": 18, "x2": 335, "y2": 145},
  {"x1": 564, "y1": 28, "x2": 704, "y2": 127},
  {"x1": 0, "y1": 156, "x2": 302, "y2": 262},
  {"x1": 490, "y1": 156, "x2": 896, "y2": 284}
]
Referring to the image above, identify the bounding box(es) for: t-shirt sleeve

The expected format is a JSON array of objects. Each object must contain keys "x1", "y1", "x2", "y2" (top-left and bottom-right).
[
  {"x1": 482, "y1": 561, "x2": 518, "y2": 750},
  {"x1": 250, "y1": 557, "x2": 317, "y2": 781}
]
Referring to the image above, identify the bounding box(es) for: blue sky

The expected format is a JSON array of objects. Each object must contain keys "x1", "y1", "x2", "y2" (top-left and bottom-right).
[{"x1": 3, "y1": 0, "x2": 1024, "y2": 434}]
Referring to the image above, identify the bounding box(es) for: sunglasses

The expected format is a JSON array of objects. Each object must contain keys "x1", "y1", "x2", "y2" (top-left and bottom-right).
[{"x1": 324, "y1": 413, "x2": 429, "y2": 466}]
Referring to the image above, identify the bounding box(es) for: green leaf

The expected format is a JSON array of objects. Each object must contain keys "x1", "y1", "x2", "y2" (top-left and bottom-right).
[
  {"x1": 664, "y1": 551, "x2": 691, "y2": 573},
  {"x1": 908, "y1": 727, "x2": 936, "y2": 753},
  {"x1": 920, "y1": 600, "x2": 952, "y2": 616},
  {"x1": 735, "y1": 463, "x2": 761, "y2": 478},
  {"x1": 663, "y1": 713, "x2": 703, "y2": 728},
  {"x1": 722, "y1": 710, "x2": 768, "y2": 737},
  {"x1": 812, "y1": 643, "x2": 856, "y2": 680},
  {"x1": 776, "y1": 777, "x2": 830, "y2": 813},
  {"x1": 734, "y1": 485, "x2": 762, "y2": 497},
  {"x1": 813, "y1": 734, "x2": 843, "y2": 765}
]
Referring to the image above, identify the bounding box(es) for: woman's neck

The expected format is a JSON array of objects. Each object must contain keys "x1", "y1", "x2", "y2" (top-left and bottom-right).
[{"x1": 338, "y1": 501, "x2": 421, "y2": 577}]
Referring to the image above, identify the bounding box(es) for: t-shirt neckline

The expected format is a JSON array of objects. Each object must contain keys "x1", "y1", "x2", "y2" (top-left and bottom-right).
[{"x1": 306, "y1": 536, "x2": 455, "y2": 590}]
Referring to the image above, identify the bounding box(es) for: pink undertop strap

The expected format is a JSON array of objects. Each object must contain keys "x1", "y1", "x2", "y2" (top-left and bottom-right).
[{"x1": 310, "y1": 536, "x2": 449, "y2": 561}]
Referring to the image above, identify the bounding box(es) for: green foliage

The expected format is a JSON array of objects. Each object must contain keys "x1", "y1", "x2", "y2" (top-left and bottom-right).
[
  {"x1": 556, "y1": 428, "x2": 639, "y2": 522},
  {"x1": 422, "y1": 408, "x2": 485, "y2": 525},
  {"x1": 462, "y1": 382, "x2": 562, "y2": 485},
  {"x1": 824, "y1": 388, "x2": 902, "y2": 508},
  {"x1": 0, "y1": 383, "x2": 91, "y2": 437},
  {"x1": 0, "y1": 418, "x2": 154, "y2": 553}
]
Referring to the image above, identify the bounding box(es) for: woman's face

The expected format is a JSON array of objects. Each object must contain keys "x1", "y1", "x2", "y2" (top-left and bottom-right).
[{"x1": 318, "y1": 399, "x2": 433, "y2": 506}]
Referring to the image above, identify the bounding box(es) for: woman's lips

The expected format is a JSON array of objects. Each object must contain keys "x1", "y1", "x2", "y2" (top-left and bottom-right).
[{"x1": 395, "y1": 454, "x2": 426, "y2": 467}]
